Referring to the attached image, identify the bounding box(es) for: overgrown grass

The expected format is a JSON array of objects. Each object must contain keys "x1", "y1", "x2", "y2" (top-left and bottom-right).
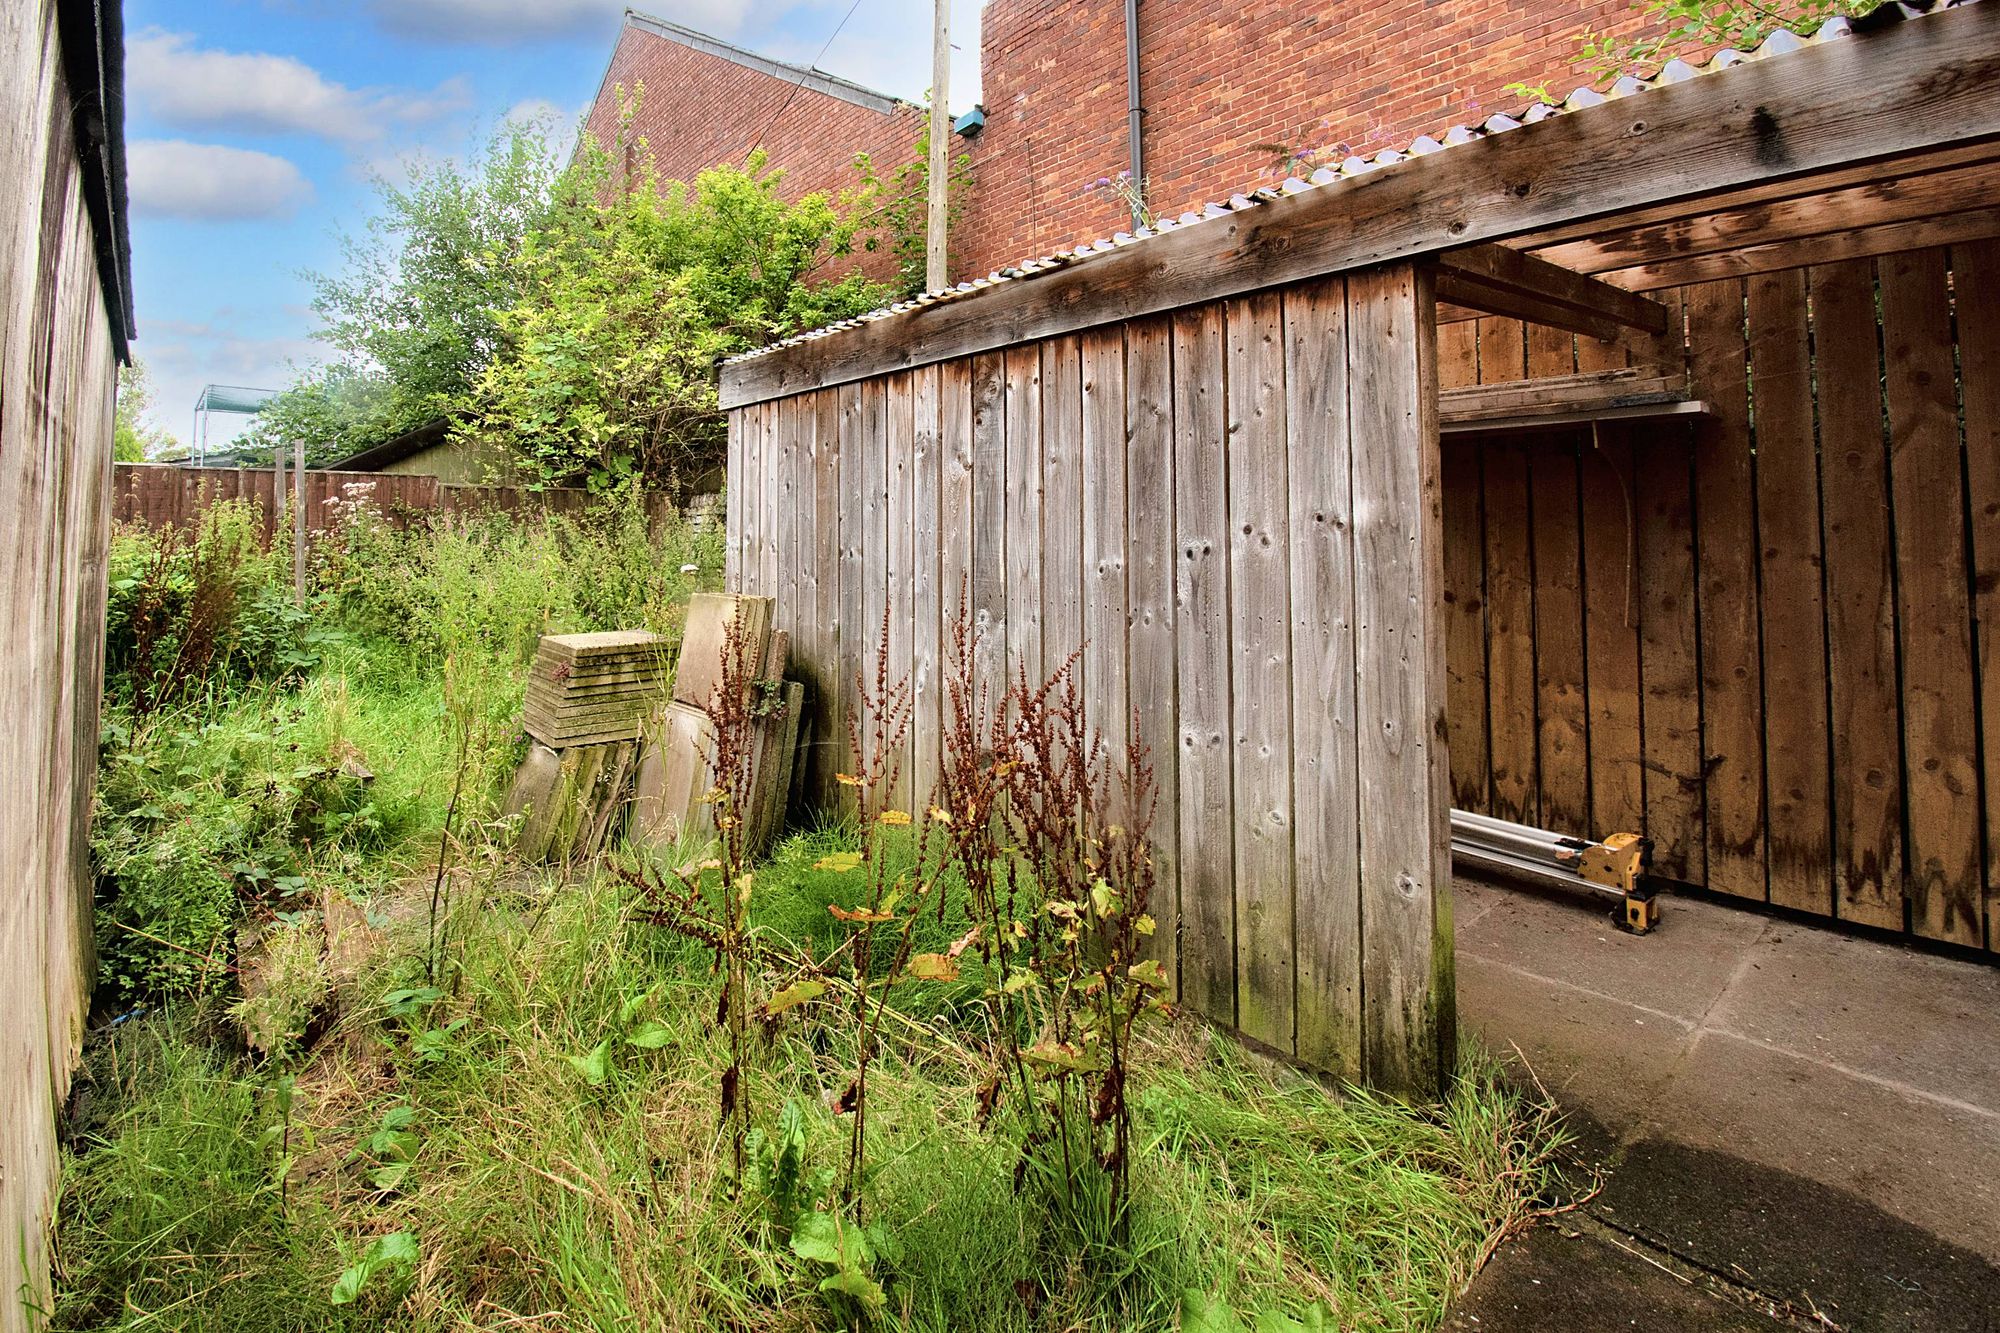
[
  {"x1": 61, "y1": 494, "x2": 1560, "y2": 1331},
  {"x1": 55, "y1": 832, "x2": 1561, "y2": 1332}
]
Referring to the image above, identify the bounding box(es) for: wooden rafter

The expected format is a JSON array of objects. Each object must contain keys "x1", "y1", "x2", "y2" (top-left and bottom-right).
[{"x1": 1429, "y1": 243, "x2": 1669, "y2": 340}]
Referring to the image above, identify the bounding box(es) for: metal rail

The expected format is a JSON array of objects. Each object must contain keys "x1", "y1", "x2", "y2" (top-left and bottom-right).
[{"x1": 1449, "y1": 808, "x2": 1660, "y2": 932}]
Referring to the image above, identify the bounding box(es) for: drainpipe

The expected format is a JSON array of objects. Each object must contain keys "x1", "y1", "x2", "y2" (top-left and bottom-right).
[{"x1": 1124, "y1": 0, "x2": 1144, "y2": 229}]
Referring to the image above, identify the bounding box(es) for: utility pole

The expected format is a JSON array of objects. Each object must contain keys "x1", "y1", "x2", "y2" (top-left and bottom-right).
[{"x1": 926, "y1": 0, "x2": 950, "y2": 291}]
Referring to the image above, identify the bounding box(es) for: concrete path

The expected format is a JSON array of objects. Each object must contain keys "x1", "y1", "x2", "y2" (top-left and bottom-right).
[{"x1": 1446, "y1": 875, "x2": 2000, "y2": 1332}]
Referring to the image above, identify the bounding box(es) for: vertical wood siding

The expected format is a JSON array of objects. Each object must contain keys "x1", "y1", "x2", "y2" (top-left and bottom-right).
[
  {"x1": 1, "y1": 5, "x2": 119, "y2": 1324},
  {"x1": 1438, "y1": 251, "x2": 2000, "y2": 953},
  {"x1": 728, "y1": 267, "x2": 1456, "y2": 1091}
]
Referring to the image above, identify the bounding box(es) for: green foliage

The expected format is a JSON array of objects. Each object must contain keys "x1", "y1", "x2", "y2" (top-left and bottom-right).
[
  {"x1": 309, "y1": 117, "x2": 570, "y2": 433},
  {"x1": 458, "y1": 98, "x2": 890, "y2": 494},
  {"x1": 114, "y1": 360, "x2": 176, "y2": 462},
  {"x1": 329, "y1": 1231, "x2": 419, "y2": 1306},
  {"x1": 51, "y1": 1015, "x2": 343, "y2": 1332},
  {"x1": 1581, "y1": 0, "x2": 1882, "y2": 84},
  {"x1": 104, "y1": 502, "x2": 319, "y2": 714},
  {"x1": 851, "y1": 110, "x2": 974, "y2": 297},
  {"x1": 55, "y1": 855, "x2": 1563, "y2": 1331},
  {"x1": 242, "y1": 363, "x2": 406, "y2": 469}
]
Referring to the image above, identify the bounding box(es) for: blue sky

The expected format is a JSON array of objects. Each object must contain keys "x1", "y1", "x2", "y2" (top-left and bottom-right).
[{"x1": 125, "y1": 0, "x2": 985, "y2": 448}]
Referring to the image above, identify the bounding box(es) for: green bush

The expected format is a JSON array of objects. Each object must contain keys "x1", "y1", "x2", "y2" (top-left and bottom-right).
[{"x1": 104, "y1": 502, "x2": 319, "y2": 714}]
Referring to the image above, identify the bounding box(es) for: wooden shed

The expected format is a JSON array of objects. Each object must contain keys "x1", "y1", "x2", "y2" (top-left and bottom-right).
[
  {"x1": 0, "y1": 1, "x2": 132, "y2": 1325},
  {"x1": 718, "y1": 2, "x2": 2000, "y2": 1094}
]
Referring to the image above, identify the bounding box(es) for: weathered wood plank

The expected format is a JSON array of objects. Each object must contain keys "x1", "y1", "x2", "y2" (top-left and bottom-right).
[
  {"x1": 1348, "y1": 263, "x2": 1454, "y2": 1098},
  {"x1": 1172, "y1": 303, "x2": 1236, "y2": 1024},
  {"x1": 739, "y1": 403, "x2": 763, "y2": 594},
  {"x1": 862, "y1": 376, "x2": 890, "y2": 745},
  {"x1": 1748, "y1": 270, "x2": 1833, "y2": 916},
  {"x1": 1881, "y1": 248, "x2": 1981, "y2": 946},
  {"x1": 1041, "y1": 336, "x2": 1086, "y2": 686},
  {"x1": 1441, "y1": 435, "x2": 1489, "y2": 814},
  {"x1": 1224, "y1": 290, "x2": 1294, "y2": 1054},
  {"x1": 1634, "y1": 428, "x2": 1705, "y2": 884},
  {"x1": 836, "y1": 384, "x2": 866, "y2": 810},
  {"x1": 1688, "y1": 279, "x2": 1767, "y2": 901},
  {"x1": 969, "y1": 353, "x2": 1008, "y2": 707},
  {"x1": 721, "y1": 4, "x2": 2000, "y2": 405},
  {"x1": 1601, "y1": 206, "x2": 2000, "y2": 293},
  {"x1": 911, "y1": 366, "x2": 942, "y2": 807},
  {"x1": 1125, "y1": 316, "x2": 1179, "y2": 990},
  {"x1": 1284, "y1": 277, "x2": 1361, "y2": 1077},
  {"x1": 886, "y1": 373, "x2": 917, "y2": 811},
  {"x1": 1438, "y1": 320, "x2": 1479, "y2": 391},
  {"x1": 1537, "y1": 155, "x2": 2000, "y2": 276},
  {"x1": 1579, "y1": 430, "x2": 1645, "y2": 840},
  {"x1": 1531, "y1": 437, "x2": 1590, "y2": 836},
  {"x1": 938, "y1": 358, "x2": 976, "y2": 676},
  {"x1": 1952, "y1": 238, "x2": 2000, "y2": 950},
  {"x1": 810, "y1": 390, "x2": 842, "y2": 807},
  {"x1": 1481, "y1": 440, "x2": 1538, "y2": 825},
  {"x1": 1809, "y1": 259, "x2": 1903, "y2": 931},
  {"x1": 1081, "y1": 326, "x2": 1130, "y2": 763},
  {"x1": 1004, "y1": 345, "x2": 1043, "y2": 689},
  {"x1": 725, "y1": 408, "x2": 743, "y2": 590},
  {"x1": 1476, "y1": 317, "x2": 1526, "y2": 384}
]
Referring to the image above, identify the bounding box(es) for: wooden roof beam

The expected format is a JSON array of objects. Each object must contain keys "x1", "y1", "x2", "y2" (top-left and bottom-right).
[{"x1": 1430, "y1": 243, "x2": 1669, "y2": 341}]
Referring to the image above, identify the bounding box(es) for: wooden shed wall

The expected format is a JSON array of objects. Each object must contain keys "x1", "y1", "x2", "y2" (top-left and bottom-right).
[
  {"x1": 0, "y1": 3, "x2": 120, "y2": 1324},
  {"x1": 728, "y1": 268, "x2": 1457, "y2": 1087},
  {"x1": 1439, "y1": 242, "x2": 1999, "y2": 953}
]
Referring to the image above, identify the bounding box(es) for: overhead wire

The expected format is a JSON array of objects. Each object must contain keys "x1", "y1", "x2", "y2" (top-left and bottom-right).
[{"x1": 751, "y1": 0, "x2": 869, "y2": 151}]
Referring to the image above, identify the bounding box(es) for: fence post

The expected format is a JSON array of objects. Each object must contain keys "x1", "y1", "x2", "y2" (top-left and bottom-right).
[{"x1": 292, "y1": 439, "x2": 307, "y2": 604}]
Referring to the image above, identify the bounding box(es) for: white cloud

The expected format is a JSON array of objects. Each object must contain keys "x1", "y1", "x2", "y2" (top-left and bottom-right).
[
  {"x1": 127, "y1": 29, "x2": 470, "y2": 144},
  {"x1": 128, "y1": 140, "x2": 315, "y2": 221},
  {"x1": 137, "y1": 323, "x2": 331, "y2": 449},
  {"x1": 368, "y1": 0, "x2": 749, "y2": 44}
]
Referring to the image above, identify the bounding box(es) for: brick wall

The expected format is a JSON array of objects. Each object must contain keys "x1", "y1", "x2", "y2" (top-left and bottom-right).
[
  {"x1": 590, "y1": 2, "x2": 1685, "y2": 285},
  {"x1": 956, "y1": 0, "x2": 1685, "y2": 275},
  {"x1": 584, "y1": 19, "x2": 928, "y2": 284}
]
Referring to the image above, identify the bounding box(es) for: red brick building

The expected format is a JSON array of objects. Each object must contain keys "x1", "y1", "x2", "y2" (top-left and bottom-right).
[{"x1": 588, "y1": 1, "x2": 1679, "y2": 284}]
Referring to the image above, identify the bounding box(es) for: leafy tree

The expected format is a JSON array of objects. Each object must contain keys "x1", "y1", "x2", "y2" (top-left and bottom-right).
[
  {"x1": 455, "y1": 108, "x2": 889, "y2": 495},
  {"x1": 850, "y1": 99, "x2": 973, "y2": 297},
  {"x1": 114, "y1": 360, "x2": 177, "y2": 462},
  {"x1": 242, "y1": 364, "x2": 403, "y2": 468},
  {"x1": 307, "y1": 115, "x2": 570, "y2": 437}
]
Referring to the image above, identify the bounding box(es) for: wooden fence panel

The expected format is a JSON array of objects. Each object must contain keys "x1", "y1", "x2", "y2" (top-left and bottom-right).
[
  {"x1": 1171, "y1": 304, "x2": 1236, "y2": 1022},
  {"x1": 1041, "y1": 336, "x2": 1085, "y2": 690},
  {"x1": 1125, "y1": 316, "x2": 1179, "y2": 988},
  {"x1": 1812, "y1": 259, "x2": 1904, "y2": 931},
  {"x1": 1081, "y1": 328, "x2": 1130, "y2": 766},
  {"x1": 911, "y1": 367, "x2": 943, "y2": 808},
  {"x1": 1003, "y1": 345, "x2": 1043, "y2": 693},
  {"x1": 1580, "y1": 431, "x2": 1644, "y2": 841},
  {"x1": 1482, "y1": 441, "x2": 1538, "y2": 824},
  {"x1": 1748, "y1": 270, "x2": 1833, "y2": 917},
  {"x1": 1224, "y1": 291, "x2": 1296, "y2": 1053},
  {"x1": 1689, "y1": 279, "x2": 1768, "y2": 902},
  {"x1": 1881, "y1": 248, "x2": 1982, "y2": 946},
  {"x1": 1531, "y1": 439, "x2": 1589, "y2": 836},
  {"x1": 1285, "y1": 277, "x2": 1362, "y2": 1077},
  {"x1": 1954, "y1": 237, "x2": 2000, "y2": 948}
]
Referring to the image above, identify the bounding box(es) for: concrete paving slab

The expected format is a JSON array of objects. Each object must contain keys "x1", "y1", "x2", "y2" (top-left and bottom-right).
[
  {"x1": 1444, "y1": 1222, "x2": 1778, "y2": 1332},
  {"x1": 1456, "y1": 876, "x2": 1769, "y2": 1023},
  {"x1": 1600, "y1": 1138, "x2": 2000, "y2": 1332},
  {"x1": 1705, "y1": 925, "x2": 2000, "y2": 1112},
  {"x1": 1643, "y1": 1030, "x2": 2000, "y2": 1263},
  {"x1": 1457, "y1": 951, "x2": 1692, "y2": 1127}
]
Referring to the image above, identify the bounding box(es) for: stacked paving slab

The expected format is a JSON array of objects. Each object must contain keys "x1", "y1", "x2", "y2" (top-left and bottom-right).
[{"x1": 522, "y1": 631, "x2": 671, "y2": 747}]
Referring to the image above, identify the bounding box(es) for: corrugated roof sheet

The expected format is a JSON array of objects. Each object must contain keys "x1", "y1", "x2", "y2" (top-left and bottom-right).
[{"x1": 724, "y1": 0, "x2": 1972, "y2": 369}]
